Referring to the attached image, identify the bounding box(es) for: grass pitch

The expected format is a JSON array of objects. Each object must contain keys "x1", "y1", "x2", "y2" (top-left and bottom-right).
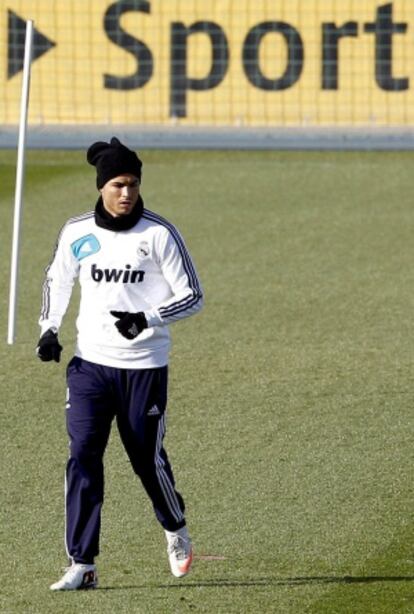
[{"x1": 0, "y1": 149, "x2": 413, "y2": 613}]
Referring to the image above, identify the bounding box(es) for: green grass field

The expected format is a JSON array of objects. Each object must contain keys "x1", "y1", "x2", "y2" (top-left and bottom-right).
[{"x1": 0, "y1": 149, "x2": 413, "y2": 613}]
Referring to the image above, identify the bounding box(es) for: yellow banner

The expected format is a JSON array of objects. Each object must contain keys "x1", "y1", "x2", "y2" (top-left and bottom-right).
[{"x1": 1, "y1": 0, "x2": 414, "y2": 126}]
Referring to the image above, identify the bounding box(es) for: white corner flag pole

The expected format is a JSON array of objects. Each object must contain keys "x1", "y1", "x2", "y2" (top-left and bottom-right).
[{"x1": 7, "y1": 20, "x2": 34, "y2": 345}]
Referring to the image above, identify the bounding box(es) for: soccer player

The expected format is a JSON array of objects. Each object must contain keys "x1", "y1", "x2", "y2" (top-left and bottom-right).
[{"x1": 37, "y1": 138, "x2": 203, "y2": 590}]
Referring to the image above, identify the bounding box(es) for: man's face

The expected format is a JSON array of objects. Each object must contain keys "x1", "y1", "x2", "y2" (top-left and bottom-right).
[{"x1": 100, "y1": 174, "x2": 140, "y2": 217}]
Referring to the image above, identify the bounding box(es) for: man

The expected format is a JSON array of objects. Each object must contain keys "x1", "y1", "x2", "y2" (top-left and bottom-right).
[{"x1": 37, "y1": 137, "x2": 203, "y2": 590}]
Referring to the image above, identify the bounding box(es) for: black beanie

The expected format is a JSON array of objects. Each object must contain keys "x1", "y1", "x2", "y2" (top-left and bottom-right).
[{"x1": 87, "y1": 137, "x2": 143, "y2": 189}]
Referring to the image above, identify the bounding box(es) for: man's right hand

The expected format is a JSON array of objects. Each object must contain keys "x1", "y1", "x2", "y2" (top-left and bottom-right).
[{"x1": 36, "y1": 328, "x2": 63, "y2": 363}]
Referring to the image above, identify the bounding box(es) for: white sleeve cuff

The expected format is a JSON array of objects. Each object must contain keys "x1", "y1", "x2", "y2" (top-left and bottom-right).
[{"x1": 144, "y1": 308, "x2": 164, "y2": 328}]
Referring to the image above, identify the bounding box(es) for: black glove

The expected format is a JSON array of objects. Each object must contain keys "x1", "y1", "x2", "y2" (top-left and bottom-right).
[
  {"x1": 36, "y1": 328, "x2": 63, "y2": 363},
  {"x1": 110, "y1": 311, "x2": 148, "y2": 340}
]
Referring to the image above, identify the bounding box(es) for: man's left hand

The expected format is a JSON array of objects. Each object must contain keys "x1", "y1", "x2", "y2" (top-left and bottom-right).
[{"x1": 110, "y1": 311, "x2": 148, "y2": 339}]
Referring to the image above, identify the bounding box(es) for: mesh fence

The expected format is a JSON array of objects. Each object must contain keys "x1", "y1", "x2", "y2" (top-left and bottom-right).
[{"x1": 1, "y1": 0, "x2": 414, "y2": 128}]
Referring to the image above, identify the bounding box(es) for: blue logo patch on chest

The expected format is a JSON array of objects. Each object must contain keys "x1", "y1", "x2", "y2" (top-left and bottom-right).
[{"x1": 71, "y1": 234, "x2": 101, "y2": 261}]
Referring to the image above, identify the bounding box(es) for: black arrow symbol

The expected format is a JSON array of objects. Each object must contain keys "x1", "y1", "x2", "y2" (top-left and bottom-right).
[{"x1": 8, "y1": 10, "x2": 56, "y2": 79}]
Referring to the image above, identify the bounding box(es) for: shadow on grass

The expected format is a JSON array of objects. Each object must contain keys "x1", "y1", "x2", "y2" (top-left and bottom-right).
[{"x1": 99, "y1": 575, "x2": 414, "y2": 591}]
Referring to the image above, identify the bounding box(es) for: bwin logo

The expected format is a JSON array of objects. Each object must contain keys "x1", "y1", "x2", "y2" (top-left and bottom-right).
[{"x1": 91, "y1": 263, "x2": 145, "y2": 283}]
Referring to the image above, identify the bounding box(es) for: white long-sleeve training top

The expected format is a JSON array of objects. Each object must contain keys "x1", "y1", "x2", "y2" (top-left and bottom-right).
[{"x1": 39, "y1": 208, "x2": 203, "y2": 369}]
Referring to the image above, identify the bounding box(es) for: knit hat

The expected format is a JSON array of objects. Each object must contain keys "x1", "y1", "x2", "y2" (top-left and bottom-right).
[{"x1": 87, "y1": 137, "x2": 142, "y2": 189}]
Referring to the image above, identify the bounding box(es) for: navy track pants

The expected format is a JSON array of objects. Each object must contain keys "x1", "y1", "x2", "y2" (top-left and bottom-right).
[{"x1": 65, "y1": 356, "x2": 186, "y2": 564}]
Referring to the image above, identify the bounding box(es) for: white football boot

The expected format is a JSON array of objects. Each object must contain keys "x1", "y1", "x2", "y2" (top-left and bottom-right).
[
  {"x1": 165, "y1": 526, "x2": 193, "y2": 578},
  {"x1": 50, "y1": 563, "x2": 97, "y2": 590}
]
